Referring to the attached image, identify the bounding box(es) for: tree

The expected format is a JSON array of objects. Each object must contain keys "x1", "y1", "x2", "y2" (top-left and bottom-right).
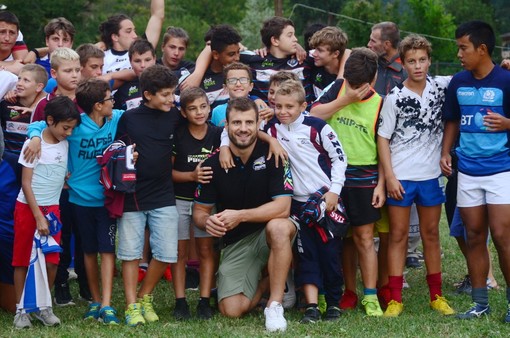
[
  {"x1": 403, "y1": 0, "x2": 457, "y2": 63},
  {"x1": 238, "y1": 0, "x2": 273, "y2": 50},
  {"x1": 339, "y1": 0, "x2": 401, "y2": 50}
]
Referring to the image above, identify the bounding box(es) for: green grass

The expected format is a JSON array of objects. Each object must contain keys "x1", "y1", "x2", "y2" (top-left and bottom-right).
[{"x1": 1, "y1": 214, "x2": 509, "y2": 337}]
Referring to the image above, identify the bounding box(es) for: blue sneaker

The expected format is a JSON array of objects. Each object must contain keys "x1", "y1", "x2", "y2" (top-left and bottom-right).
[
  {"x1": 83, "y1": 302, "x2": 101, "y2": 320},
  {"x1": 99, "y1": 306, "x2": 120, "y2": 325},
  {"x1": 456, "y1": 303, "x2": 490, "y2": 319}
]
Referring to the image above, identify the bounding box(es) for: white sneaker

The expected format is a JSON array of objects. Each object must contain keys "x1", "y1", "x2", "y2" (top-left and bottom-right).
[
  {"x1": 13, "y1": 312, "x2": 32, "y2": 329},
  {"x1": 34, "y1": 307, "x2": 61, "y2": 326},
  {"x1": 67, "y1": 268, "x2": 78, "y2": 281},
  {"x1": 282, "y1": 270, "x2": 296, "y2": 309},
  {"x1": 264, "y1": 301, "x2": 287, "y2": 332}
]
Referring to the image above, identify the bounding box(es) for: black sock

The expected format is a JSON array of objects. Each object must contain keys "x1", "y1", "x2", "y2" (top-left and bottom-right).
[
  {"x1": 175, "y1": 297, "x2": 187, "y2": 306},
  {"x1": 199, "y1": 297, "x2": 210, "y2": 306},
  {"x1": 306, "y1": 303, "x2": 318, "y2": 309}
]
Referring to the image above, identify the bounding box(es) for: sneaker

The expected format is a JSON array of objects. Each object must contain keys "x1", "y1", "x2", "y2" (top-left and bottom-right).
[
  {"x1": 99, "y1": 306, "x2": 120, "y2": 325},
  {"x1": 34, "y1": 307, "x2": 61, "y2": 326},
  {"x1": 173, "y1": 300, "x2": 191, "y2": 320},
  {"x1": 13, "y1": 312, "x2": 32, "y2": 329},
  {"x1": 324, "y1": 306, "x2": 342, "y2": 321},
  {"x1": 164, "y1": 265, "x2": 173, "y2": 282},
  {"x1": 54, "y1": 282, "x2": 75, "y2": 306},
  {"x1": 362, "y1": 295, "x2": 384, "y2": 316},
  {"x1": 454, "y1": 275, "x2": 472, "y2": 295},
  {"x1": 125, "y1": 303, "x2": 145, "y2": 326},
  {"x1": 196, "y1": 301, "x2": 213, "y2": 320},
  {"x1": 185, "y1": 267, "x2": 199, "y2": 290},
  {"x1": 137, "y1": 267, "x2": 147, "y2": 283},
  {"x1": 79, "y1": 287, "x2": 93, "y2": 303},
  {"x1": 383, "y1": 300, "x2": 404, "y2": 317},
  {"x1": 405, "y1": 256, "x2": 422, "y2": 269},
  {"x1": 504, "y1": 303, "x2": 510, "y2": 323},
  {"x1": 282, "y1": 270, "x2": 296, "y2": 309},
  {"x1": 67, "y1": 268, "x2": 78, "y2": 281},
  {"x1": 139, "y1": 294, "x2": 159, "y2": 322},
  {"x1": 457, "y1": 303, "x2": 490, "y2": 319},
  {"x1": 403, "y1": 274, "x2": 410, "y2": 289},
  {"x1": 300, "y1": 306, "x2": 321, "y2": 324},
  {"x1": 83, "y1": 302, "x2": 101, "y2": 320},
  {"x1": 430, "y1": 295, "x2": 455, "y2": 315},
  {"x1": 339, "y1": 289, "x2": 358, "y2": 310},
  {"x1": 264, "y1": 301, "x2": 287, "y2": 332}
]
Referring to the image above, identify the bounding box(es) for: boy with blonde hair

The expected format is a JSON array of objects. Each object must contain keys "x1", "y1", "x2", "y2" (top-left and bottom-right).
[{"x1": 31, "y1": 47, "x2": 81, "y2": 122}]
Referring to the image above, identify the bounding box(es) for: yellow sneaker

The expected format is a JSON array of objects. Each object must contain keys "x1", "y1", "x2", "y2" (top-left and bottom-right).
[
  {"x1": 383, "y1": 300, "x2": 403, "y2": 317},
  {"x1": 361, "y1": 295, "x2": 383, "y2": 316},
  {"x1": 430, "y1": 295, "x2": 455, "y2": 315},
  {"x1": 139, "y1": 294, "x2": 159, "y2": 322}
]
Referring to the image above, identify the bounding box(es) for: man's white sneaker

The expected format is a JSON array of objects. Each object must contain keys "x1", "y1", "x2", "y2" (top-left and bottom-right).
[
  {"x1": 13, "y1": 312, "x2": 32, "y2": 329},
  {"x1": 34, "y1": 307, "x2": 61, "y2": 326},
  {"x1": 264, "y1": 301, "x2": 287, "y2": 332}
]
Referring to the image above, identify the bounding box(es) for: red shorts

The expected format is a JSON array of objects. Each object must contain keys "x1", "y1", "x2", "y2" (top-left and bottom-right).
[{"x1": 12, "y1": 202, "x2": 61, "y2": 267}]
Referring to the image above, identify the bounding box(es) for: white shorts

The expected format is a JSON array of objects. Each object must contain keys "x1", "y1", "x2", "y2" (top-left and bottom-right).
[{"x1": 457, "y1": 171, "x2": 510, "y2": 207}]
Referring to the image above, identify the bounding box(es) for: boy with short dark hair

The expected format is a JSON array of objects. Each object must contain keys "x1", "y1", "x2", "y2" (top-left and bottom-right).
[
  {"x1": 171, "y1": 87, "x2": 222, "y2": 320},
  {"x1": 114, "y1": 39, "x2": 156, "y2": 111},
  {"x1": 241, "y1": 17, "x2": 308, "y2": 104},
  {"x1": 199, "y1": 24, "x2": 242, "y2": 110},
  {"x1": 378, "y1": 34, "x2": 453, "y2": 317},
  {"x1": 115, "y1": 64, "x2": 180, "y2": 326},
  {"x1": 441, "y1": 20, "x2": 510, "y2": 322},
  {"x1": 266, "y1": 79, "x2": 347, "y2": 323},
  {"x1": 310, "y1": 47, "x2": 386, "y2": 317},
  {"x1": 13, "y1": 96, "x2": 80, "y2": 329}
]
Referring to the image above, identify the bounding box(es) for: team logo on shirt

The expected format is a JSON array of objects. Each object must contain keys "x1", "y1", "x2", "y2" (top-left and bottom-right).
[
  {"x1": 326, "y1": 132, "x2": 336, "y2": 141},
  {"x1": 253, "y1": 156, "x2": 266, "y2": 171},
  {"x1": 287, "y1": 58, "x2": 298, "y2": 67},
  {"x1": 128, "y1": 86, "x2": 138, "y2": 96},
  {"x1": 262, "y1": 59, "x2": 274, "y2": 68},
  {"x1": 203, "y1": 78, "x2": 216, "y2": 90}
]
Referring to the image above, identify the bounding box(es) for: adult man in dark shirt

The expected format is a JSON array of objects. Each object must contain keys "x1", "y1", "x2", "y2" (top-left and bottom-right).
[
  {"x1": 367, "y1": 21, "x2": 407, "y2": 97},
  {"x1": 193, "y1": 97, "x2": 295, "y2": 332}
]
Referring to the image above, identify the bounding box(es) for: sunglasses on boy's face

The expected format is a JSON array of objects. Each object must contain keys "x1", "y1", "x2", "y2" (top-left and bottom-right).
[
  {"x1": 226, "y1": 77, "x2": 250, "y2": 85},
  {"x1": 98, "y1": 96, "x2": 115, "y2": 103}
]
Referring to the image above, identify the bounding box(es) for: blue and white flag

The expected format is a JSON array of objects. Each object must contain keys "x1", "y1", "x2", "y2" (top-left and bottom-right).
[{"x1": 19, "y1": 229, "x2": 62, "y2": 313}]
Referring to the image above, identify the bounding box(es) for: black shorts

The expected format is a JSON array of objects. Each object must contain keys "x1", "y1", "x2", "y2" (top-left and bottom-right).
[
  {"x1": 73, "y1": 203, "x2": 116, "y2": 254},
  {"x1": 341, "y1": 186, "x2": 381, "y2": 226}
]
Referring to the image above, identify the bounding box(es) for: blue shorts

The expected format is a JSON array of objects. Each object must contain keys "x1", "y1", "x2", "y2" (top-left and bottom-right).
[
  {"x1": 117, "y1": 206, "x2": 178, "y2": 263},
  {"x1": 449, "y1": 207, "x2": 466, "y2": 239},
  {"x1": 386, "y1": 177, "x2": 445, "y2": 207},
  {"x1": 73, "y1": 204, "x2": 116, "y2": 254}
]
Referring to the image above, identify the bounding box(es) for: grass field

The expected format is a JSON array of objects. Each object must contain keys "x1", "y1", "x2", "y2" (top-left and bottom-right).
[{"x1": 1, "y1": 214, "x2": 509, "y2": 337}]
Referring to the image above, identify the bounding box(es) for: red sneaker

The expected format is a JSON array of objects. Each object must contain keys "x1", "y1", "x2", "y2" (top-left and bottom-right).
[
  {"x1": 377, "y1": 285, "x2": 391, "y2": 310},
  {"x1": 339, "y1": 289, "x2": 358, "y2": 310},
  {"x1": 164, "y1": 265, "x2": 173, "y2": 281},
  {"x1": 137, "y1": 267, "x2": 147, "y2": 283}
]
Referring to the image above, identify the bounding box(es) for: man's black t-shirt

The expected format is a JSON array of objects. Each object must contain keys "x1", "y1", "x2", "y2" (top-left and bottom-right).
[
  {"x1": 194, "y1": 140, "x2": 293, "y2": 246},
  {"x1": 116, "y1": 104, "x2": 180, "y2": 211}
]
